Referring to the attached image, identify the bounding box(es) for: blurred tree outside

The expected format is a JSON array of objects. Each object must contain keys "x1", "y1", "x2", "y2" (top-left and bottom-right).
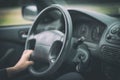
[{"x1": 0, "y1": 0, "x2": 32, "y2": 26}]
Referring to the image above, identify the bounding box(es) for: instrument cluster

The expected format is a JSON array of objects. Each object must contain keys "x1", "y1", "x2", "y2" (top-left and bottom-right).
[{"x1": 73, "y1": 20, "x2": 106, "y2": 43}]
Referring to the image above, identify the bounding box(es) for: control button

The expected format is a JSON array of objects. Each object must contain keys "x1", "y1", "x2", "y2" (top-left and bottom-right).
[
  {"x1": 107, "y1": 35, "x2": 112, "y2": 40},
  {"x1": 111, "y1": 27, "x2": 119, "y2": 34}
]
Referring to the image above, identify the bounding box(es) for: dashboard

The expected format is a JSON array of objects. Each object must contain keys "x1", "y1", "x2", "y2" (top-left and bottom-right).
[
  {"x1": 71, "y1": 12, "x2": 106, "y2": 43},
  {"x1": 73, "y1": 20, "x2": 106, "y2": 43}
]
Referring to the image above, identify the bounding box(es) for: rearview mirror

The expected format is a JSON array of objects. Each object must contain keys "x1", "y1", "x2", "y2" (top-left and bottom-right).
[{"x1": 22, "y1": 5, "x2": 38, "y2": 21}]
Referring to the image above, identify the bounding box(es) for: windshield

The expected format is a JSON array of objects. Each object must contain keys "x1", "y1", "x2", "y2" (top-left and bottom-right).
[{"x1": 53, "y1": 0, "x2": 120, "y2": 17}]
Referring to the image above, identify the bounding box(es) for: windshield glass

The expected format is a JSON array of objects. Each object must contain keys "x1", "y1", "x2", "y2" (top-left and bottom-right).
[{"x1": 53, "y1": 0, "x2": 120, "y2": 17}]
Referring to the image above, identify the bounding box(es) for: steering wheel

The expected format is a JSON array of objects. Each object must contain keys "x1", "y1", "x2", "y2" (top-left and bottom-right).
[{"x1": 25, "y1": 4, "x2": 72, "y2": 76}]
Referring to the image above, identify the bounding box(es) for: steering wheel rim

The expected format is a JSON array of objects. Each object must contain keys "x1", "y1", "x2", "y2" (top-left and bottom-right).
[{"x1": 25, "y1": 4, "x2": 72, "y2": 76}]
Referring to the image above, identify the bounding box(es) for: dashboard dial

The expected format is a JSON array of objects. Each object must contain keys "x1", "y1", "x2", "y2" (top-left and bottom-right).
[
  {"x1": 92, "y1": 25, "x2": 104, "y2": 42},
  {"x1": 75, "y1": 24, "x2": 89, "y2": 38}
]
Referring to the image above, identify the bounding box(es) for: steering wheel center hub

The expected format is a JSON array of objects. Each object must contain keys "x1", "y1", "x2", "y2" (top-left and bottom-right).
[{"x1": 32, "y1": 30, "x2": 64, "y2": 62}]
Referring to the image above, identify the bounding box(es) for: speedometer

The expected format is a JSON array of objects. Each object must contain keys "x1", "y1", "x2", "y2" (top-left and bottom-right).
[
  {"x1": 73, "y1": 23, "x2": 89, "y2": 39},
  {"x1": 77, "y1": 24, "x2": 89, "y2": 38},
  {"x1": 92, "y1": 25, "x2": 104, "y2": 42}
]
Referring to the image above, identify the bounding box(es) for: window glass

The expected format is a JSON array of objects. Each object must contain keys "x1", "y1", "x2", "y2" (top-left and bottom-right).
[{"x1": 0, "y1": 0, "x2": 32, "y2": 26}]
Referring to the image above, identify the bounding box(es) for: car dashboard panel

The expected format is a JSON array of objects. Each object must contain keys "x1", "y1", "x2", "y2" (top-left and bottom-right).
[{"x1": 70, "y1": 11, "x2": 106, "y2": 44}]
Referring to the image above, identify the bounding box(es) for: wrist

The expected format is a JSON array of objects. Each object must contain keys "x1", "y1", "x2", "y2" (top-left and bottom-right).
[{"x1": 6, "y1": 67, "x2": 18, "y2": 77}]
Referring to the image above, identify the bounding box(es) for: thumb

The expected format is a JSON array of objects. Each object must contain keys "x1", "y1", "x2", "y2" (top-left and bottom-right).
[{"x1": 27, "y1": 61, "x2": 34, "y2": 66}]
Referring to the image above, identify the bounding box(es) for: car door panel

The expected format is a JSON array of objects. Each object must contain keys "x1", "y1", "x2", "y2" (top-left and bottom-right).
[{"x1": 0, "y1": 25, "x2": 31, "y2": 69}]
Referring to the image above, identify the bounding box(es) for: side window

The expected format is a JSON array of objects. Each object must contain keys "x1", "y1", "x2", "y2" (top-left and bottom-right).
[{"x1": 0, "y1": 0, "x2": 32, "y2": 26}]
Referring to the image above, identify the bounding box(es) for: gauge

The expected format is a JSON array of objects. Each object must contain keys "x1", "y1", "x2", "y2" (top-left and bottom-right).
[
  {"x1": 78, "y1": 24, "x2": 89, "y2": 38},
  {"x1": 74, "y1": 23, "x2": 89, "y2": 38},
  {"x1": 92, "y1": 25, "x2": 104, "y2": 42}
]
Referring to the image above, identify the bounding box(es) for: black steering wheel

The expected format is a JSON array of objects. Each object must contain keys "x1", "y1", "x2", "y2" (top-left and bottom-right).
[{"x1": 25, "y1": 4, "x2": 72, "y2": 76}]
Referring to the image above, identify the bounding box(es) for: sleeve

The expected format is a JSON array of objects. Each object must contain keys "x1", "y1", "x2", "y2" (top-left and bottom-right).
[{"x1": 0, "y1": 69, "x2": 8, "y2": 80}]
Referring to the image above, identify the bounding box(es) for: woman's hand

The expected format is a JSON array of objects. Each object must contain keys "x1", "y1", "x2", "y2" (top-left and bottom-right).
[{"x1": 7, "y1": 50, "x2": 34, "y2": 77}]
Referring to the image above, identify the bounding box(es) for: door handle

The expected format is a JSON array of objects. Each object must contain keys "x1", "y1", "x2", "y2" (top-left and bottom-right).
[{"x1": 21, "y1": 34, "x2": 28, "y2": 39}]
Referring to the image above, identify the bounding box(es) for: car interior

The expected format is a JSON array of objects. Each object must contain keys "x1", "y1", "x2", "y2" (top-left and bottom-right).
[{"x1": 0, "y1": 0, "x2": 120, "y2": 80}]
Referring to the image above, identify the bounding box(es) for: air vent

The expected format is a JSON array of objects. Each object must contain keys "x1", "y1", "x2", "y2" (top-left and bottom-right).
[
  {"x1": 101, "y1": 45, "x2": 120, "y2": 64},
  {"x1": 106, "y1": 24, "x2": 120, "y2": 44}
]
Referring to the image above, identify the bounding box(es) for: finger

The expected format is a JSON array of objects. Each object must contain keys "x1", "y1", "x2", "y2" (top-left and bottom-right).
[
  {"x1": 25, "y1": 50, "x2": 33, "y2": 57},
  {"x1": 21, "y1": 50, "x2": 33, "y2": 61},
  {"x1": 22, "y1": 50, "x2": 27, "y2": 54},
  {"x1": 27, "y1": 50, "x2": 33, "y2": 53},
  {"x1": 25, "y1": 50, "x2": 33, "y2": 54},
  {"x1": 27, "y1": 61, "x2": 34, "y2": 66}
]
